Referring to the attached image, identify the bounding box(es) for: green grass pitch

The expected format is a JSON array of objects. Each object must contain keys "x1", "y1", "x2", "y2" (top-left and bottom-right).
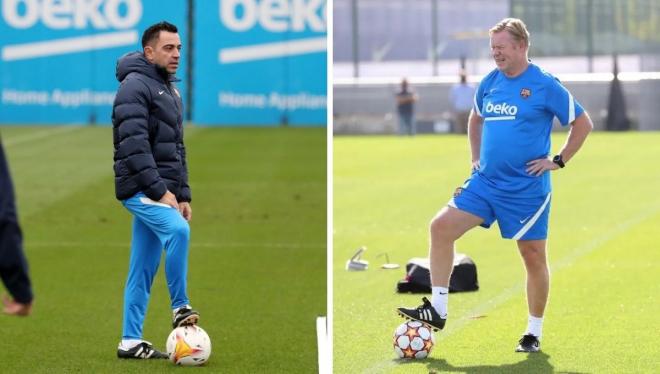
[
  {"x1": 0, "y1": 126, "x2": 326, "y2": 373},
  {"x1": 333, "y1": 132, "x2": 660, "y2": 373}
]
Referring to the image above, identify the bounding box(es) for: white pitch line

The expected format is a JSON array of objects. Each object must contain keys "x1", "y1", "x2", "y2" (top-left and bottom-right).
[
  {"x1": 363, "y1": 202, "x2": 660, "y2": 373},
  {"x1": 2, "y1": 126, "x2": 82, "y2": 147},
  {"x1": 317, "y1": 316, "x2": 329, "y2": 374}
]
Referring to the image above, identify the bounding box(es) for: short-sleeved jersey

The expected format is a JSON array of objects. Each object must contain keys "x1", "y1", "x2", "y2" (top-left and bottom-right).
[{"x1": 473, "y1": 63, "x2": 584, "y2": 197}]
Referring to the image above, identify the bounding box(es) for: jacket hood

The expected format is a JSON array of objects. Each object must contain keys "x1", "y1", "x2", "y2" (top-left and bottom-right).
[{"x1": 115, "y1": 51, "x2": 178, "y2": 83}]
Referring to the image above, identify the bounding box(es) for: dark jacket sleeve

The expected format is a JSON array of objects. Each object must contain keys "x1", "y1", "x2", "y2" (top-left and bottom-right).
[
  {"x1": 178, "y1": 140, "x2": 192, "y2": 202},
  {"x1": 114, "y1": 77, "x2": 167, "y2": 201}
]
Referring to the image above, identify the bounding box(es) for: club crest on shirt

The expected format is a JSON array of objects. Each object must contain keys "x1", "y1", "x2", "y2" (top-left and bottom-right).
[
  {"x1": 453, "y1": 187, "x2": 463, "y2": 197},
  {"x1": 520, "y1": 88, "x2": 531, "y2": 99}
]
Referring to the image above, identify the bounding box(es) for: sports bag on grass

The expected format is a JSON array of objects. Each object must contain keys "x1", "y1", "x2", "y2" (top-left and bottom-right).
[{"x1": 396, "y1": 253, "x2": 479, "y2": 293}]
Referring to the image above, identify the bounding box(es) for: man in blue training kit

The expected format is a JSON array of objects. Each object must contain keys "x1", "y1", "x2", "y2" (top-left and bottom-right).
[
  {"x1": 397, "y1": 18, "x2": 593, "y2": 353},
  {"x1": 112, "y1": 21, "x2": 199, "y2": 359}
]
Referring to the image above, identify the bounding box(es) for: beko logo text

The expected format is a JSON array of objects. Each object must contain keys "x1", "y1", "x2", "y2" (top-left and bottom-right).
[
  {"x1": 485, "y1": 102, "x2": 518, "y2": 116},
  {"x1": 2, "y1": 0, "x2": 142, "y2": 29},
  {"x1": 221, "y1": 0, "x2": 326, "y2": 32}
]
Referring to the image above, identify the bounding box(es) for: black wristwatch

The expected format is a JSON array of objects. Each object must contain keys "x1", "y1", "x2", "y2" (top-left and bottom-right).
[{"x1": 552, "y1": 154, "x2": 565, "y2": 168}]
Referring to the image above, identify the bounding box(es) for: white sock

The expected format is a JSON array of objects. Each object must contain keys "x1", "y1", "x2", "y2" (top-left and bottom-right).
[
  {"x1": 525, "y1": 315, "x2": 544, "y2": 338},
  {"x1": 120, "y1": 339, "x2": 143, "y2": 350},
  {"x1": 431, "y1": 286, "x2": 449, "y2": 318}
]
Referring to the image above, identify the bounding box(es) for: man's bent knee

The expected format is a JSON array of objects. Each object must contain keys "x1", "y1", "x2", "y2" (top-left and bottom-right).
[
  {"x1": 429, "y1": 214, "x2": 450, "y2": 236},
  {"x1": 429, "y1": 217, "x2": 461, "y2": 245},
  {"x1": 430, "y1": 207, "x2": 480, "y2": 241}
]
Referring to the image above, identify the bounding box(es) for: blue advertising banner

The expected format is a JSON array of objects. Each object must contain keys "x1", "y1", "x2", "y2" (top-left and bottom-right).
[
  {"x1": 193, "y1": 0, "x2": 327, "y2": 126},
  {"x1": 0, "y1": 0, "x2": 187, "y2": 125}
]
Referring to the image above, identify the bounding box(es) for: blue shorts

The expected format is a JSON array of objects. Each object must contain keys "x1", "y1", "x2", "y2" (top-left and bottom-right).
[{"x1": 448, "y1": 174, "x2": 552, "y2": 240}]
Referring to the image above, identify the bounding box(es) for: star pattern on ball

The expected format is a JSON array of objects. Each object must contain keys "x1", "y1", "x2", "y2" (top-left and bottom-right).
[
  {"x1": 423, "y1": 338, "x2": 434, "y2": 352},
  {"x1": 394, "y1": 322, "x2": 435, "y2": 360},
  {"x1": 404, "y1": 325, "x2": 418, "y2": 340},
  {"x1": 402, "y1": 346, "x2": 416, "y2": 358}
]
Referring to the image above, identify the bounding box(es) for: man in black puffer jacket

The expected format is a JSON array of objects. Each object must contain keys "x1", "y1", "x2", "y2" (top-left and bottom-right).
[
  {"x1": 0, "y1": 138, "x2": 34, "y2": 317},
  {"x1": 112, "y1": 21, "x2": 199, "y2": 360}
]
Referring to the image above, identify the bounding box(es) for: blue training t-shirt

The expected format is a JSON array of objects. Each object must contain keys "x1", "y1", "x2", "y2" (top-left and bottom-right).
[{"x1": 473, "y1": 63, "x2": 584, "y2": 197}]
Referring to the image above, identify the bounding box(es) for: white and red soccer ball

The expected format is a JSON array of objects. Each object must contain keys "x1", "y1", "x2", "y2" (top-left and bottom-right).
[
  {"x1": 166, "y1": 325, "x2": 212, "y2": 366},
  {"x1": 393, "y1": 320, "x2": 435, "y2": 359}
]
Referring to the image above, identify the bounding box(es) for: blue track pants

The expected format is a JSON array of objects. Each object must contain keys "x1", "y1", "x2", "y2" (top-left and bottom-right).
[{"x1": 121, "y1": 192, "x2": 190, "y2": 339}]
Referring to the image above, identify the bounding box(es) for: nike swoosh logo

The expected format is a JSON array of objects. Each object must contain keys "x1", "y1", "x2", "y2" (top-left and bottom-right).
[
  {"x1": 438, "y1": 292, "x2": 447, "y2": 295},
  {"x1": 520, "y1": 216, "x2": 531, "y2": 224},
  {"x1": 158, "y1": 90, "x2": 165, "y2": 95}
]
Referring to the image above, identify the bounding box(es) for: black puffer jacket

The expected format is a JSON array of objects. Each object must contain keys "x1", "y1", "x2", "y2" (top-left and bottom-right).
[{"x1": 112, "y1": 52, "x2": 190, "y2": 202}]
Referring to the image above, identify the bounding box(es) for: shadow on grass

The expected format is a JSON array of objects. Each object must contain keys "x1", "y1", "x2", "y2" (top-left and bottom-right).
[{"x1": 394, "y1": 351, "x2": 591, "y2": 374}]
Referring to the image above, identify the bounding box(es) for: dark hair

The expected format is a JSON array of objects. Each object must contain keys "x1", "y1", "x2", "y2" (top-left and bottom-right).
[{"x1": 141, "y1": 21, "x2": 178, "y2": 48}]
